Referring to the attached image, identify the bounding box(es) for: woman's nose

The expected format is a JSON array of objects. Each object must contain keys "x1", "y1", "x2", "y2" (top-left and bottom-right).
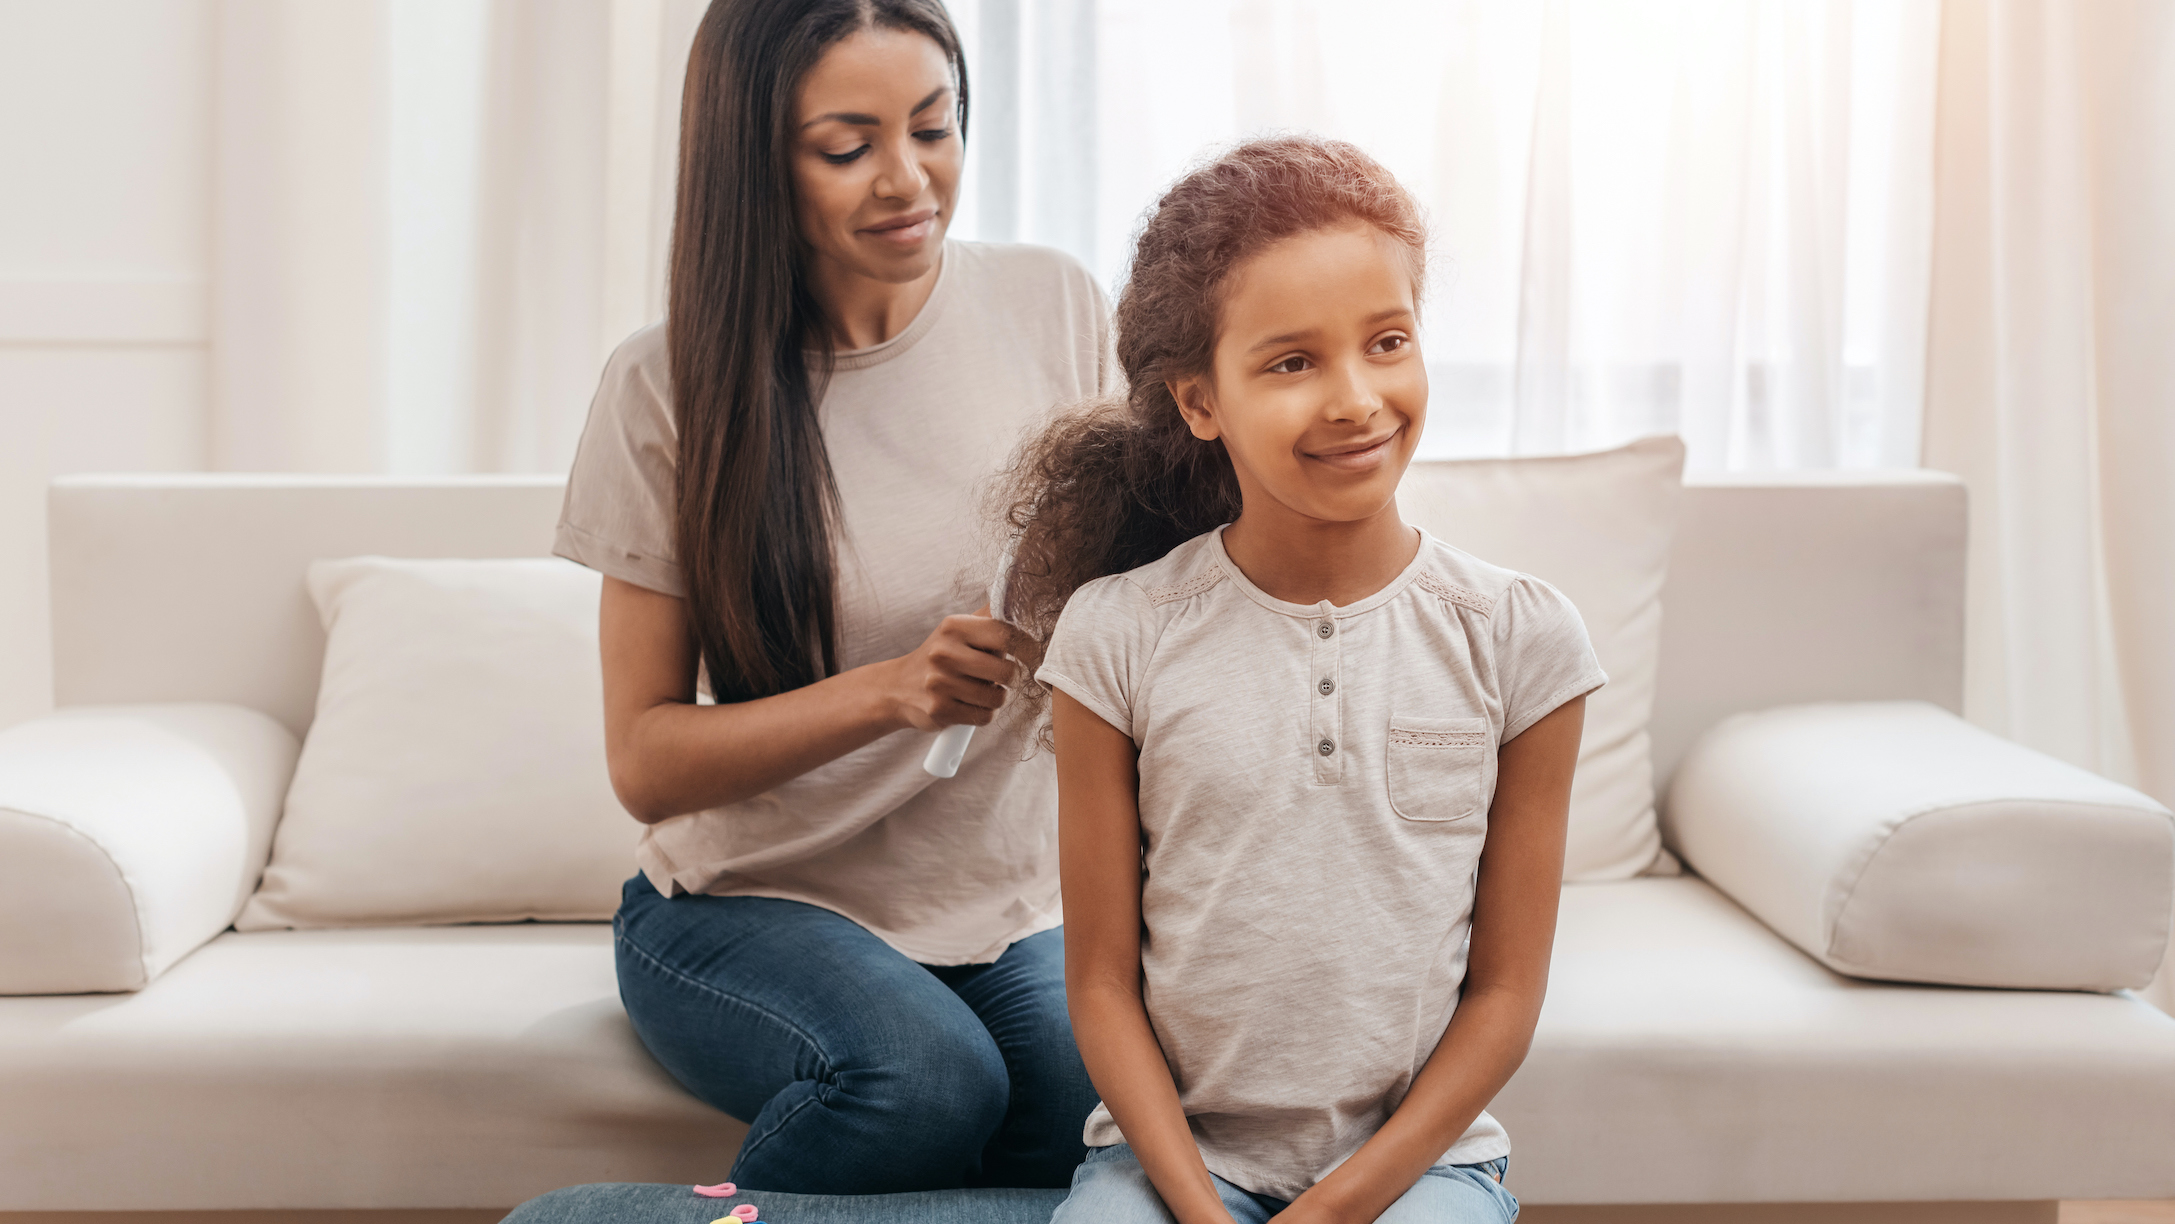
[{"x1": 872, "y1": 137, "x2": 929, "y2": 201}]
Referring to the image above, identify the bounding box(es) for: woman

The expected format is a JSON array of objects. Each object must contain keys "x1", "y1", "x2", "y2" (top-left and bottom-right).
[{"x1": 554, "y1": 0, "x2": 1107, "y2": 1195}]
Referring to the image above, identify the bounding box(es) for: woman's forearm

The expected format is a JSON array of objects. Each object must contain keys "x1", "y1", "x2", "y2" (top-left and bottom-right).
[
  {"x1": 1071, "y1": 981, "x2": 1234, "y2": 1224},
  {"x1": 600, "y1": 576, "x2": 1016, "y2": 822},
  {"x1": 609, "y1": 659, "x2": 904, "y2": 821}
]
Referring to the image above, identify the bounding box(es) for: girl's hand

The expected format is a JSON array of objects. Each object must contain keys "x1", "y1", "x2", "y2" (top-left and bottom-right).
[
  {"x1": 879, "y1": 610, "x2": 1016, "y2": 732},
  {"x1": 1267, "y1": 1200, "x2": 1340, "y2": 1224}
]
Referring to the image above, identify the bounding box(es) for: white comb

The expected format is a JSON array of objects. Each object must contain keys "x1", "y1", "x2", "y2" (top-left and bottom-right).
[{"x1": 922, "y1": 550, "x2": 1015, "y2": 779}]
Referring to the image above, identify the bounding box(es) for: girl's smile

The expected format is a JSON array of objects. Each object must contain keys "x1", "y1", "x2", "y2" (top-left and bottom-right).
[{"x1": 1302, "y1": 423, "x2": 1405, "y2": 472}]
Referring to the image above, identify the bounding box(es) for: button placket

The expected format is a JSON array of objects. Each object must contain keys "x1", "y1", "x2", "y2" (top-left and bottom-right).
[{"x1": 1310, "y1": 609, "x2": 1342, "y2": 783}]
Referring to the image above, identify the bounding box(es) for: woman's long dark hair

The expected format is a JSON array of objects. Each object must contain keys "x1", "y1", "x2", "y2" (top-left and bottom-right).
[
  {"x1": 671, "y1": 0, "x2": 967, "y2": 702},
  {"x1": 995, "y1": 137, "x2": 1426, "y2": 733}
]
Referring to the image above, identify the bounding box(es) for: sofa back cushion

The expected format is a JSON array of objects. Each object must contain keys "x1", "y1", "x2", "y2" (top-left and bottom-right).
[{"x1": 236, "y1": 557, "x2": 633, "y2": 929}]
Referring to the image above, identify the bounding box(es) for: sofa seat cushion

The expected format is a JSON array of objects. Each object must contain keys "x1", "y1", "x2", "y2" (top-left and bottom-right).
[
  {"x1": 1497, "y1": 878, "x2": 2175, "y2": 1203},
  {"x1": 3, "y1": 883, "x2": 2173, "y2": 1211},
  {"x1": 0, "y1": 924, "x2": 744, "y2": 1211}
]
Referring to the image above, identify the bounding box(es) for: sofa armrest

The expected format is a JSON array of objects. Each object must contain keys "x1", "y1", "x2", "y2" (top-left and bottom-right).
[
  {"x1": 1663, "y1": 700, "x2": 2174, "y2": 990},
  {"x1": 0, "y1": 704, "x2": 298, "y2": 994}
]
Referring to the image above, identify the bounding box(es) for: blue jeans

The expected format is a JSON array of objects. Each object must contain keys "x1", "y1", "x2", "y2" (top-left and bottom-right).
[
  {"x1": 614, "y1": 874, "x2": 1098, "y2": 1193},
  {"x1": 1050, "y1": 1144, "x2": 1517, "y2": 1224}
]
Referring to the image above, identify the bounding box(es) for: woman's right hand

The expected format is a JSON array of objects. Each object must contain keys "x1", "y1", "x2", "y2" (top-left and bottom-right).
[
  {"x1": 878, "y1": 611, "x2": 1017, "y2": 733},
  {"x1": 602, "y1": 579, "x2": 1021, "y2": 820}
]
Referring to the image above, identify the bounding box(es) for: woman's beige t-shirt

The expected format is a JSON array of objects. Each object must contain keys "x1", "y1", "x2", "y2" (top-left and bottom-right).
[
  {"x1": 556, "y1": 240, "x2": 1113, "y2": 965},
  {"x1": 1036, "y1": 526, "x2": 1606, "y2": 1200}
]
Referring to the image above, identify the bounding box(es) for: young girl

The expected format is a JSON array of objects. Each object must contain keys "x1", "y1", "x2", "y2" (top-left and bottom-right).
[{"x1": 997, "y1": 137, "x2": 1603, "y2": 1224}]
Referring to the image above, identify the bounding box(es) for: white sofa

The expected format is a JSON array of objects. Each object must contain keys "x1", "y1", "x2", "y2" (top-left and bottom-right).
[{"x1": 3, "y1": 472, "x2": 2174, "y2": 1223}]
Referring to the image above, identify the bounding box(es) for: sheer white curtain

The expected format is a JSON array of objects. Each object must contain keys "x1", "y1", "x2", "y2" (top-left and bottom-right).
[
  {"x1": 1922, "y1": 0, "x2": 2175, "y2": 1013},
  {"x1": 212, "y1": 0, "x2": 700, "y2": 475},
  {"x1": 214, "y1": 0, "x2": 1940, "y2": 476},
  {"x1": 954, "y1": 0, "x2": 1940, "y2": 470}
]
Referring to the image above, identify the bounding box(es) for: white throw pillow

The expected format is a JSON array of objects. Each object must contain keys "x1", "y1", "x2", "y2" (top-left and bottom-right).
[
  {"x1": 1668, "y1": 701, "x2": 2175, "y2": 990},
  {"x1": 237, "y1": 557, "x2": 634, "y2": 929},
  {"x1": 1399, "y1": 435, "x2": 1685, "y2": 881}
]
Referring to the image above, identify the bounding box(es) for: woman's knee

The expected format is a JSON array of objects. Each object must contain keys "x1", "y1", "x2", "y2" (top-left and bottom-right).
[
  {"x1": 731, "y1": 1008, "x2": 1011, "y2": 1192},
  {"x1": 837, "y1": 1002, "x2": 1012, "y2": 1137}
]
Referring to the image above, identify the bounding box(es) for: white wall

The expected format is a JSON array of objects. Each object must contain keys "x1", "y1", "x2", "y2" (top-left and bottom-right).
[{"x1": 0, "y1": 0, "x2": 214, "y2": 729}]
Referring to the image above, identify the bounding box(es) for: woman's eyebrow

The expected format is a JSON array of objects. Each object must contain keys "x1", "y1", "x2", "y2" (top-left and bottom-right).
[{"x1": 802, "y1": 86, "x2": 952, "y2": 130}]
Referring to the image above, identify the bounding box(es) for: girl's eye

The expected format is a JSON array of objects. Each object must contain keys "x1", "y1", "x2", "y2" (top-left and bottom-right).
[
  {"x1": 1268, "y1": 355, "x2": 1312, "y2": 375},
  {"x1": 914, "y1": 127, "x2": 955, "y2": 143},
  {"x1": 1371, "y1": 334, "x2": 1409, "y2": 355},
  {"x1": 820, "y1": 145, "x2": 871, "y2": 166}
]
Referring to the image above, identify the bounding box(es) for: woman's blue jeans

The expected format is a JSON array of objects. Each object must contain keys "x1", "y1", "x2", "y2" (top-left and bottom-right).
[{"x1": 614, "y1": 874, "x2": 1099, "y2": 1193}]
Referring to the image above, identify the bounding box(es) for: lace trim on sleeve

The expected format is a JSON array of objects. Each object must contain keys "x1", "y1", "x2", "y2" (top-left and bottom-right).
[
  {"x1": 1145, "y1": 569, "x2": 1225, "y2": 607},
  {"x1": 1414, "y1": 569, "x2": 1497, "y2": 614}
]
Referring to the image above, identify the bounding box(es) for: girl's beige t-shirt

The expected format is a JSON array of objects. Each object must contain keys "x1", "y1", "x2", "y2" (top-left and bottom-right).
[
  {"x1": 1036, "y1": 526, "x2": 1606, "y2": 1199},
  {"x1": 555, "y1": 240, "x2": 1113, "y2": 965}
]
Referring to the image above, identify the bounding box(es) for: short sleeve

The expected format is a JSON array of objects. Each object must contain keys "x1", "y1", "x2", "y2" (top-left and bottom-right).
[
  {"x1": 1036, "y1": 575, "x2": 1157, "y2": 739},
  {"x1": 554, "y1": 324, "x2": 687, "y2": 598},
  {"x1": 1495, "y1": 575, "x2": 1608, "y2": 742}
]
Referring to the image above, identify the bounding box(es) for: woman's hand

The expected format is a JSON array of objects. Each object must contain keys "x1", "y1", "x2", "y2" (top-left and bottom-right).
[
  {"x1": 600, "y1": 578, "x2": 1015, "y2": 821},
  {"x1": 875, "y1": 610, "x2": 1017, "y2": 732}
]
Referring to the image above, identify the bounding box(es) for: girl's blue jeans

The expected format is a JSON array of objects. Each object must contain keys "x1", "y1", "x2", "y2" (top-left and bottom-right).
[
  {"x1": 613, "y1": 873, "x2": 1099, "y2": 1193},
  {"x1": 1050, "y1": 1144, "x2": 1517, "y2": 1224}
]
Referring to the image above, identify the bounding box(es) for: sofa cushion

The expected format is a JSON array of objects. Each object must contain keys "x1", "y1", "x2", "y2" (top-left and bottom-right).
[
  {"x1": 7, "y1": 881, "x2": 2173, "y2": 1210},
  {"x1": 0, "y1": 705, "x2": 297, "y2": 994},
  {"x1": 238, "y1": 557, "x2": 636, "y2": 929},
  {"x1": 1665, "y1": 701, "x2": 2175, "y2": 990},
  {"x1": 0, "y1": 925, "x2": 742, "y2": 1210},
  {"x1": 1400, "y1": 435, "x2": 1684, "y2": 880}
]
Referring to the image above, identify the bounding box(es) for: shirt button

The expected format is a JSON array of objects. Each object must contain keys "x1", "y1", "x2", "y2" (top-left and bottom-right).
[
  {"x1": 1316, "y1": 620, "x2": 1334, "y2": 639},
  {"x1": 1318, "y1": 678, "x2": 1335, "y2": 696},
  {"x1": 1318, "y1": 739, "x2": 1336, "y2": 756}
]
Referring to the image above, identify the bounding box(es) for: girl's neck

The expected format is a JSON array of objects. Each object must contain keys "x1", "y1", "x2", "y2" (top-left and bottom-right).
[
  {"x1": 807, "y1": 248, "x2": 944, "y2": 352},
  {"x1": 1220, "y1": 501, "x2": 1419, "y2": 609}
]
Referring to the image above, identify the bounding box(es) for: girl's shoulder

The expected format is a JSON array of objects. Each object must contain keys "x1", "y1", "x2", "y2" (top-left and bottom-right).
[
  {"x1": 1413, "y1": 532, "x2": 1593, "y2": 654},
  {"x1": 1055, "y1": 531, "x2": 1224, "y2": 627},
  {"x1": 1109, "y1": 530, "x2": 1227, "y2": 605},
  {"x1": 1408, "y1": 532, "x2": 1526, "y2": 618}
]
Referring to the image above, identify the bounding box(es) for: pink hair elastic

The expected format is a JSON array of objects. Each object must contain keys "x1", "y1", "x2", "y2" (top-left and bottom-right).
[{"x1": 693, "y1": 1182, "x2": 737, "y2": 1198}]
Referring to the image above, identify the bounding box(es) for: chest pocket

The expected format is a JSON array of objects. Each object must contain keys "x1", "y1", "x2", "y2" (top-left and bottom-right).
[{"x1": 1386, "y1": 716, "x2": 1495, "y2": 823}]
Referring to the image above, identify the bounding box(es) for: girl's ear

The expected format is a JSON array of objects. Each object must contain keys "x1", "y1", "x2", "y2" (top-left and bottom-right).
[{"x1": 1169, "y1": 377, "x2": 1221, "y2": 442}]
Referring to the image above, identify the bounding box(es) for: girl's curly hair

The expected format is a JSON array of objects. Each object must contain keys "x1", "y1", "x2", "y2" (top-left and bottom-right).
[{"x1": 994, "y1": 135, "x2": 1426, "y2": 737}]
